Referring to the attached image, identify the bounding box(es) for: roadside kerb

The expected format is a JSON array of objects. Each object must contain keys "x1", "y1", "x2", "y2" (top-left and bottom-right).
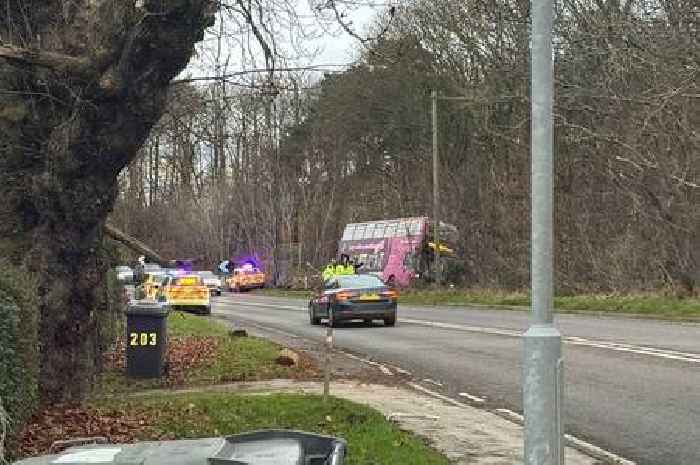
[
  {"x1": 96, "y1": 380, "x2": 606, "y2": 465},
  {"x1": 210, "y1": 304, "x2": 638, "y2": 464}
]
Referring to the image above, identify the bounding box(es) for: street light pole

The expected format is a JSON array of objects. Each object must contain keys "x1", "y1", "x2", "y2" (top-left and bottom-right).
[
  {"x1": 523, "y1": 0, "x2": 563, "y2": 463},
  {"x1": 431, "y1": 90, "x2": 441, "y2": 285}
]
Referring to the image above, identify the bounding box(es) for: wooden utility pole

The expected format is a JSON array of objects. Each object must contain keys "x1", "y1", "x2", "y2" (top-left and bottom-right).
[{"x1": 431, "y1": 90, "x2": 441, "y2": 285}]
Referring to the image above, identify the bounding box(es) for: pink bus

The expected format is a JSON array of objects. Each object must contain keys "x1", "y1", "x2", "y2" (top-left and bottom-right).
[{"x1": 337, "y1": 217, "x2": 456, "y2": 287}]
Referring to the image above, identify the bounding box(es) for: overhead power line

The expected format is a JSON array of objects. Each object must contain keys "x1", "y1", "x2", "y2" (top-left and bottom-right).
[{"x1": 172, "y1": 63, "x2": 357, "y2": 84}]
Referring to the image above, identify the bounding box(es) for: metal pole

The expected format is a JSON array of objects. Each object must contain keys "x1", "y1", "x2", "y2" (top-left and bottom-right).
[
  {"x1": 431, "y1": 90, "x2": 441, "y2": 285},
  {"x1": 298, "y1": 217, "x2": 302, "y2": 273},
  {"x1": 524, "y1": 0, "x2": 563, "y2": 463},
  {"x1": 323, "y1": 326, "x2": 333, "y2": 401}
]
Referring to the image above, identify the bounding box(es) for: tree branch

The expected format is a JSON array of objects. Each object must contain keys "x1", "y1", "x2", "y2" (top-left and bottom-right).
[
  {"x1": 104, "y1": 222, "x2": 167, "y2": 265},
  {"x1": 95, "y1": 0, "x2": 217, "y2": 98},
  {"x1": 0, "y1": 44, "x2": 91, "y2": 77},
  {"x1": 234, "y1": 0, "x2": 275, "y2": 78}
]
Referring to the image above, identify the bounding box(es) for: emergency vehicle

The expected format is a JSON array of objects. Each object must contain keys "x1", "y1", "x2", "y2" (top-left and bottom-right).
[{"x1": 226, "y1": 263, "x2": 266, "y2": 292}]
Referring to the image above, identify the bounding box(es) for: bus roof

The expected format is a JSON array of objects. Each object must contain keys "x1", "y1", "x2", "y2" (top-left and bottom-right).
[{"x1": 341, "y1": 217, "x2": 427, "y2": 241}]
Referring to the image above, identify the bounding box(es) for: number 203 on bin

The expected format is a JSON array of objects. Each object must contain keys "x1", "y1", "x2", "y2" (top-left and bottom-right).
[{"x1": 129, "y1": 332, "x2": 157, "y2": 346}]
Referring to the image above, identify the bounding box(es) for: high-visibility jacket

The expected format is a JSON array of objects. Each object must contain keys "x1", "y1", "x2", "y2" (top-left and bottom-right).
[
  {"x1": 343, "y1": 265, "x2": 355, "y2": 275},
  {"x1": 335, "y1": 264, "x2": 347, "y2": 276},
  {"x1": 322, "y1": 265, "x2": 336, "y2": 281}
]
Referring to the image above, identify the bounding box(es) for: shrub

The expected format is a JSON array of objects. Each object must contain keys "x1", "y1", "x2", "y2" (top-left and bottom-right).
[
  {"x1": 95, "y1": 241, "x2": 127, "y2": 372},
  {"x1": 0, "y1": 264, "x2": 39, "y2": 452}
]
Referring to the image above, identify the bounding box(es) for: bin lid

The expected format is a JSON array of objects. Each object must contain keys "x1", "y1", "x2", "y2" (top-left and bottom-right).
[
  {"x1": 13, "y1": 431, "x2": 346, "y2": 465},
  {"x1": 126, "y1": 303, "x2": 169, "y2": 317}
]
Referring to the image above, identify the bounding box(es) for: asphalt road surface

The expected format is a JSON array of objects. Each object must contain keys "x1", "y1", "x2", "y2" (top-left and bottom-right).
[{"x1": 211, "y1": 293, "x2": 700, "y2": 465}]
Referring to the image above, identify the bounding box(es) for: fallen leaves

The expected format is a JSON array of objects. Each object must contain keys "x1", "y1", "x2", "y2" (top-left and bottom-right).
[
  {"x1": 12, "y1": 333, "x2": 322, "y2": 460},
  {"x1": 165, "y1": 336, "x2": 219, "y2": 385},
  {"x1": 16, "y1": 405, "x2": 154, "y2": 458},
  {"x1": 103, "y1": 336, "x2": 220, "y2": 386},
  {"x1": 15, "y1": 401, "x2": 212, "y2": 459}
]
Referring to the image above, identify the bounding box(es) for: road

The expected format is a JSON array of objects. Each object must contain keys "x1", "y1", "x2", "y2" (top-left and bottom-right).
[{"x1": 211, "y1": 293, "x2": 700, "y2": 465}]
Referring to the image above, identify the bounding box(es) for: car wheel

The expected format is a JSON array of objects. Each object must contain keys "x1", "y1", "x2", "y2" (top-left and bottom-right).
[
  {"x1": 384, "y1": 314, "x2": 396, "y2": 327},
  {"x1": 309, "y1": 305, "x2": 321, "y2": 325},
  {"x1": 216, "y1": 290, "x2": 222, "y2": 296},
  {"x1": 201, "y1": 305, "x2": 212, "y2": 315},
  {"x1": 328, "y1": 308, "x2": 338, "y2": 328},
  {"x1": 363, "y1": 319, "x2": 373, "y2": 326}
]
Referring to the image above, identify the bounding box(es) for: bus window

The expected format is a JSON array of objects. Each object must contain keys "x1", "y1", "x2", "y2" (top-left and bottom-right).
[
  {"x1": 342, "y1": 225, "x2": 354, "y2": 241},
  {"x1": 372, "y1": 223, "x2": 385, "y2": 238},
  {"x1": 403, "y1": 252, "x2": 416, "y2": 269},
  {"x1": 409, "y1": 220, "x2": 422, "y2": 235},
  {"x1": 399, "y1": 220, "x2": 413, "y2": 237}
]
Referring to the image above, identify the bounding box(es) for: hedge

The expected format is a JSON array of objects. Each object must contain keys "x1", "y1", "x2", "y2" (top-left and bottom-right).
[
  {"x1": 96, "y1": 240, "x2": 126, "y2": 361},
  {"x1": 0, "y1": 239, "x2": 125, "y2": 458}
]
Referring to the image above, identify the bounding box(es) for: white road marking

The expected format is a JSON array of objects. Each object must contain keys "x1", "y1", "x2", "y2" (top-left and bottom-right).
[
  {"x1": 494, "y1": 408, "x2": 523, "y2": 422},
  {"x1": 485, "y1": 409, "x2": 638, "y2": 464},
  {"x1": 408, "y1": 382, "x2": 473, "y2": 409},
  {"x1": 564, "y1": 435, "x2": 637, "y2": 465},
  {"x1": 393, "y1": 366, "x2": 412, "y2": 376},
  {"x1": 458, "y1": 392, "x2": 485, "y2": 403},
  {"x1": 400, "y1": 317, "x2": 700, "y2": 365},
  {"x1": 219, "y1": 302, "x2": 636, "y2": 464},
  {"x1": 387, "y1": 412, "x2": 440, "y2": 421},
  {"x1": 422, "y1": 378, "x2": 443, "y2": 387},
  {"x1": 218, "y1": 299, "x2": 700, "y2": 364},
  {"x1": 563, "y1": 337, "x2": 700, "y2": 364},
  {"x1": 402, "y1": 318, "x2": 521, "y2": 337},
  {"x1": 336, "y1": 350, "x2": 394, "y2": 375}
]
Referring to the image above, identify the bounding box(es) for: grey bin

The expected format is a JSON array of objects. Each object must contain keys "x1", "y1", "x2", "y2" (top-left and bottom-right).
[
  {"x1": 13, "y1": 431, "x2": 346, "y2": 465},
  {"x1": 125, "y1": 303, "x2": 169, "y2": 378}
]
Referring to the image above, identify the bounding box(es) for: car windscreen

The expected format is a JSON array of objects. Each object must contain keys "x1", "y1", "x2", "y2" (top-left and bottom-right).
[
  {"x1": 175, "y1": 276, "x2": 203, "y2": 286},
  {"x1": 237, "y1": 268, "x2": 260, "y2": 274},
  {"x1": 336, "y1": 275, "x2": 385, "y2": 289}
]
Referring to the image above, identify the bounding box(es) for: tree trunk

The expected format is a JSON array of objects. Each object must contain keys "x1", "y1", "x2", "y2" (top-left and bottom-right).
[{"x1": 0, "y1": 0, "x2": 216, "y2": 401}]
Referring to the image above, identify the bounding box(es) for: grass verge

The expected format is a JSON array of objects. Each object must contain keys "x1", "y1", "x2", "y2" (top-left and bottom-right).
[
  {"x1": 17, "y1": 310, "x2": 448, "y2": 464},
  {"x1": 91, "y1": 392, "x2": 449, "y2": 465},
  {"x1": 254, "y1": 288, "x2": 700, "y2": 319},
  {"x1": 97, "y1": 311, "x2": 317, "y2": 395},
  {"x1": 398, "y1": 289, "x2": 700, "y2": 319}
]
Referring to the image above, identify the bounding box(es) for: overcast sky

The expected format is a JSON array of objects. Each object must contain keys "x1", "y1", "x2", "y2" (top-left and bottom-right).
[{"x1": 182, "y1": 2, "x2": 383, "y2": 83}]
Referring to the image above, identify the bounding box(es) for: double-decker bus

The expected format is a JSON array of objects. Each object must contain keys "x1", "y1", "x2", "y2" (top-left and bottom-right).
[{"x1": 337, "y1": 217, "x2": 457, "y2": 287}]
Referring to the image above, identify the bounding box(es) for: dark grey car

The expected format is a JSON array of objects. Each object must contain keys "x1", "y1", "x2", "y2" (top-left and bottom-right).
[{"x1": 308, "y1": 274, "x2": 398, "y2": 327}]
